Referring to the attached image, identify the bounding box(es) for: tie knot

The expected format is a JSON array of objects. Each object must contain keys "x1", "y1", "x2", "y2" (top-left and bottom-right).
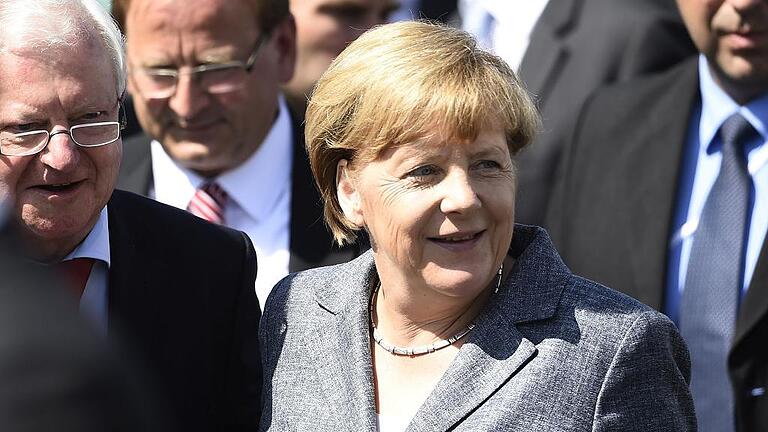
[
  {"x1": 187, "y1": 182, "x2": 228, "y2": 224},
  {"x1": 720, "y1": 113, "x2": 757, "y2": 153},
  {"x1": 202, "y1": 182, "x2": 228, "y2": 206}
]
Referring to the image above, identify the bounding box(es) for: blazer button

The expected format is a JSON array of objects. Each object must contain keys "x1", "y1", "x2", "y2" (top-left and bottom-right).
[
  {"x1": 750, "y1": 387, "x2": 765, "y2": 397},
  {"x1": 279, "y1": 322, "x2": 287, "y2": 334}
]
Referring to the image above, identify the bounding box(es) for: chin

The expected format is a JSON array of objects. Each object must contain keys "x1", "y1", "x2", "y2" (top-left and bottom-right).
[{"x1": 426, "y1": 267, "x2": 492, "y2": 297}]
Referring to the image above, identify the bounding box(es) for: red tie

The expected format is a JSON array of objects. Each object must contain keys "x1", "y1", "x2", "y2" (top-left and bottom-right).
[
  {"x1": 56, "y1": 258, "x2": 95, "y2": 298},
  {"x1": 187, "y1": 182, "x2": 228, "y2": 224}
]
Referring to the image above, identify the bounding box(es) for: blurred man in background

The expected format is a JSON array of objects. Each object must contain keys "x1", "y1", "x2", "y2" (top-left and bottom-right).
[
  {"x1": 284, "y1": 0, "x2": 398, "y2": 116},
  {"x1": 461, "y1": 0, "x2": 696, "y2": 226},
  {"x1": 113, "y1": 0, "x2": 355, "y2": 306},
  {"x1": 549, "y1": 0, "x2": 768, "y2": 430}
]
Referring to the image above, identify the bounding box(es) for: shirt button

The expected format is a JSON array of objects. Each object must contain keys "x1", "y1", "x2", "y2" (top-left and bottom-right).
[{"x1": 750, "y1": 387, "x2": 765, "y2": 397}]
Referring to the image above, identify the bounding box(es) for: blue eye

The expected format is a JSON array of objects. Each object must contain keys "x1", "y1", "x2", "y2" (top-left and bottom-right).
[
  {"x1": 408, "y1": 165, "x2": 438, "y2": 177},
  {"x1": 475, "y1": 160, "x2": 501, "y2": 170}
]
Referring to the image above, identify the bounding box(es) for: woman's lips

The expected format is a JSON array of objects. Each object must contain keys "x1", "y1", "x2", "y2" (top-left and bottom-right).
[{"x1": 428, "y1": 230, "x2": 485, "y2": 252}]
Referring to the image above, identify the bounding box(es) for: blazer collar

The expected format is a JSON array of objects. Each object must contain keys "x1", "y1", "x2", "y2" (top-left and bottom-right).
[
  {"x1": 306, "y1": 252, "x2": 379, "y2": 430},
  {"x1": 312, "y1": 225, "x2": 570, "y2": 430},
  {"x1": 410, "y1": 225, "x2": 568, "y2": 431}
]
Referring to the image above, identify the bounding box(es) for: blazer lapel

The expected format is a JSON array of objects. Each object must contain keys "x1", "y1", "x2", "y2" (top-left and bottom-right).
[
  {"x1": 407, "y1": 227, "x2": 568, "y2": 431},
  {"x1": 734, "y1": 240, "x2": 768, "y2": 347},
  {"x1": 105, "y1": 192, "x2": 164, "y2": 350},
  {"x1": 620, "y1": 60, "x2": 699, "y2": 308},
  {"x1": 305, "y1": 253, "x2": 379, "y2": 431},
  {"x1": 518, "y1": 0, "x2": 580, "y2": 107}
]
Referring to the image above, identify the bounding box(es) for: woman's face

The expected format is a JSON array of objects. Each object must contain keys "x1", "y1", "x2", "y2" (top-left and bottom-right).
[{"x1": 338, "y1": 128, "x2": 516, "y2": 298}]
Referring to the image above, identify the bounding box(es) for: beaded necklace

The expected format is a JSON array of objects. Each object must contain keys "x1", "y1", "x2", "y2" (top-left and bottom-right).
[{"x1": 370, "y1": 264, "x2": 503, "y2": 357}]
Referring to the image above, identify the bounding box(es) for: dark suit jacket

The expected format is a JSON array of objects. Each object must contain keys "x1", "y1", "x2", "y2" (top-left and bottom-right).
[
  {"x1": 548, "y1": 58, "x2": 768, "y2": 431},
  {"x1": 117, "y1": 112, "x2": 354, "y2": 272},
  {"x1": 0, "y1": 226, "x2": 157, "y2": 431},
  {"x1": 260, "y1": 225, "x2": 695, "y2": 431},
  {"x1": 515, "y1": 0, "x2": 695, "y2": 226},
  {"x1": 106, "y1": 190, "x2": 261, "y2": 432}
]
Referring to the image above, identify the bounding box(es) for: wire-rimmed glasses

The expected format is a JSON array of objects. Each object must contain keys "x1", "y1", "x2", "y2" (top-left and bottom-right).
[
  {"x1": 0, "y1": 102, "x2": 126, "y2": 157},
  {"x1": 130, "y1": 33, "x2": 270, "y2": 100}
]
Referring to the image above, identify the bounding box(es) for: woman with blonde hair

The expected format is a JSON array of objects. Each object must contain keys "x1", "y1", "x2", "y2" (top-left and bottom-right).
[{"x1": 259, "y1": 21, "x2": 695, "y2": 431}]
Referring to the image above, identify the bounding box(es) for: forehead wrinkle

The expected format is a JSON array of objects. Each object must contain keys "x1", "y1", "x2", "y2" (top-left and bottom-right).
[{"x1": 130, "y1": 0, "x2": 254, "y2": 65}]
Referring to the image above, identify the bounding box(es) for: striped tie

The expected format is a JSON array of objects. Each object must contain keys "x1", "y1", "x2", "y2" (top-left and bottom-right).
[{"x1": 187, "y1": 182, "x2": 228, "y2": 224}]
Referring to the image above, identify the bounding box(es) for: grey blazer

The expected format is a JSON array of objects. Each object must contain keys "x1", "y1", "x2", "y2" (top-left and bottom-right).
[{"x1": 259, "y1": 225, "x2": 696, "y2": 431}]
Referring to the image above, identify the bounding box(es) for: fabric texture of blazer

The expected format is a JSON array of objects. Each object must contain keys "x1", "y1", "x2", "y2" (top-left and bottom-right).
[
  {"x1": 106, "y1": 190, "x2": 262, "y2": 432},
  {"x1": 514, "y1": 0, "x2": 695, "y2": 226},
  {"x1": 547, "y1": 58, "x2": 768, "y2": 430},
  {"x1": 116, "y1": 109, "x2": 356, "y2": 273},
  {"x1": 259, "y1": 225, "x2": 695, "y2": 431}
]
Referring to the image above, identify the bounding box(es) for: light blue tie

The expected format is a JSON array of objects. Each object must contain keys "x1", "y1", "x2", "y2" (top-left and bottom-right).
[{"x1": 681, "y1": 113, "x2": 756, "y2": 432}]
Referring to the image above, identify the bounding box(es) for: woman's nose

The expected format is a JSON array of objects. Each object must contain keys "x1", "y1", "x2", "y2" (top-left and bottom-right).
[{"x1": 439, "y1": 170, "x2": 481, "y2": 214}]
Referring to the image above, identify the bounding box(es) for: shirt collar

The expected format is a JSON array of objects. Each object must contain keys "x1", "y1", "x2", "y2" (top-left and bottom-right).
[
  {"x1": 151, "y1": 95, "x2": 293, "y2": 222},
  {"x1": 699, "y1": 55, "x2": 768, "y2": 154},
  {"x1": 63, "y1": 206, "x2": 111, "y2": 266}
]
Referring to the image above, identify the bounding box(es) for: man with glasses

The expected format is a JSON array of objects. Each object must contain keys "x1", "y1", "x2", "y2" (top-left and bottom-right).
[
  {"x1": 113, "y1": 0, "x2": 354, "y2": 307},
  {"x1": 0, "y1": 0, "x2": 261, "y2": 430}
]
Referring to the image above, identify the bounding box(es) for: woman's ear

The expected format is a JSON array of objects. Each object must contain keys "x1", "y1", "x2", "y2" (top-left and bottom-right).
[{"x1": 336, "y1": 159, "x2": 365, "y2": 227}]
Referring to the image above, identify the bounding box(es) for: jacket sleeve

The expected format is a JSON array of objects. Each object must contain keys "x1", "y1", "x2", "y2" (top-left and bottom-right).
[
  {"x1": 592, "y1": 311, "x2": 697, "y2": 431},
  {"x1": 221, "y1": 231, "x2": 261, "y2": 431}
]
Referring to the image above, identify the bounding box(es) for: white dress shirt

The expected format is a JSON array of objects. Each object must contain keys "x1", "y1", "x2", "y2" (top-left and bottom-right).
[
  {"x1": 459, "y1": 0, "x2": 550, "y2": 71},
  {"x1": 65, "y1": 206, "x2": 111, "y2": 336},
  {"x1": 150, "y1": 96, "x2": 293, "y2": 308}
]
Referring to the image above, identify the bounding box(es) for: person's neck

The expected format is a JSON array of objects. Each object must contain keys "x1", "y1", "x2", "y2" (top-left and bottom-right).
[
  {"x1": 709, "y1": 63, "x2": 768, "y2": 106},
  {"x1": 372, "y1": 273, "x2": 495, "y2": 348}
]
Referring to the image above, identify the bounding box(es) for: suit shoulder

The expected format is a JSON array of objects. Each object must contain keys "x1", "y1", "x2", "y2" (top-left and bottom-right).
[
  {"x1": 109, "y1": 190, "x2": 250, "y2": 249},
  {"x1": 265, "y1": 261, "x2": 351, "y2": 309},
  {"x1": 586, "y1": 59, "x2": 697, "y2": 116},
  {"x1": 263, "y1": 253, "x2": 373, "y2": 322},
  {"x1": 559, "y1": 274, "x2": 676, "y2": 345},
  {"x1": 566, "y1": 274, "x2": 655, "y2": 316}
]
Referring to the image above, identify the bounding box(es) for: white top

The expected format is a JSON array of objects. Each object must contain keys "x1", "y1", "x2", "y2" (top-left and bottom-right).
[
  {"x1": 377, "y1": 412, "x2": 413, "y2": 432},
  {"x1": 459, "y1": 0, "x2": 550, "y2": 71},
  {"x1": 150, "y1": 96, "x2": 293, "y2": 308},
  {"x1": 66, "y1": 206, "x2": 111, "y2": 336}
]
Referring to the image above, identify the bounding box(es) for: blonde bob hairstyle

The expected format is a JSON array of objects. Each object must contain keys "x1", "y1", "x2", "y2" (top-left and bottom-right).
[{"x1": 306, "y1": 21, "x2": 540, "y2": 246}]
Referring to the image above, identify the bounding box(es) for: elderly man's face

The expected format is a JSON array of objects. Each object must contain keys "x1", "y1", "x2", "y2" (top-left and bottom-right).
[
  {"x1": 125, "y1": 0, "x2": 296, "y2": 177},
  {"x1": 677, "y1": 0, "x2": 768, "y2": 102},
  {"x1": 0, "y1": 40, "x2": 122, "y2": 261},
  {"x1": 286, "y1": 0, "x2": 397, "y2": 102}
]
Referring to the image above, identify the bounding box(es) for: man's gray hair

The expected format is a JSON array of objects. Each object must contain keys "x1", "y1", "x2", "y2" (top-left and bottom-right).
[{"x1": 0, "y1": 0, "x2": 126, "y2": 96}]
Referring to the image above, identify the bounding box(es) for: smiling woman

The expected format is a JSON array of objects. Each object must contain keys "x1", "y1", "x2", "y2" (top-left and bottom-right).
[{"x1": 259, "y1": 21, "x2": 697, "y2": 431}]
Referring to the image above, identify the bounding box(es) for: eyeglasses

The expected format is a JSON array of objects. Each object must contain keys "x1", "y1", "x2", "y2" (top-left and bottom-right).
[
  {"x1": 130, "y1": 33, "x2": 270, "y2": 100},
  {"x1": 0, "y1": 103, "x2": 126, "y2": 157}
]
